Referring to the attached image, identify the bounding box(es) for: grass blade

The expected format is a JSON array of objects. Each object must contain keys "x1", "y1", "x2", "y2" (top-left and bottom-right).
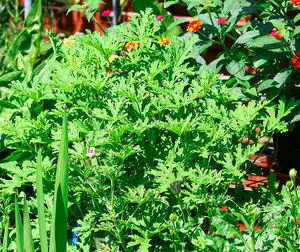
[
  {"x1": 15, "y1": 195, "x2": 24, "y2": 252},
  {"x1": 36, "y1": 146, "x2": 48, "y2": 252},
  {"x1": 23, "y1": 198, "x2": 34, "y2": 252},
  {"x1": 49, "y1": 109, "x2": 69, "y2": 252},
  {"x1": 2, "y1": 217, "x2": 9, "y2": 252}
]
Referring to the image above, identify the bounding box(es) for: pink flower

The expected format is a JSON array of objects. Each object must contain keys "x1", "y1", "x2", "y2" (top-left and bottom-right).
[
  {"x1": 218, "y1": 17, "x2": 227, "y2": 25},
  {"x1": 156, "y1": 15, "x2": 163, "y2": 21},
  {"x1": 102, "y1": 10, "x2": 112, "y2": 17},
  {"x1": 86, "y1": 147, "x2": 95, "y2": 158},
  {"x1": 269, "y1": 28, "x2": 283, "y2": 39}
]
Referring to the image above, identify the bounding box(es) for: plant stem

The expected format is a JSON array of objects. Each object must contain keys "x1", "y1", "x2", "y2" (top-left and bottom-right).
[
  {"x1": 250, "y1": 232, "x2": 255, "y2": 252},
  {"x1": 177, "y1": 194, "x2": 187, "y2": 223},
  {"x1": 226, "y1": 32, "x2": 237, "y2": 42},
  {"x1": 224, "y1": 175, "x2": 234, "y2": 196},
  {"x1": 111, "y1": 179, "x2": 115, "y2": 209},
  {"x1": 125, "y1": 205, "x2": 141, "y2": 226},
  {"x1": 92, "y1": 16, "x2": 106, "y2": 35},
  {"x1": 246, "y1": 130, "x2": 275, "y2": 174},
  {"x1": 107, "y1": 16, "x2": 113, "y2": 27},
  {"x1": 172, "y1": 222, "x2": 181, "y2": 252},
  {"x1": 292, "y1": 179, "x2": 300, "y2": 210},
  {"x1": 288, "y1": 188, "x2": 300, "y2": 239},
  {"x1": 275, "y1": 0, "x2": 294, "y2": 28},
  {"x1": 208, "y1": 11, "x2": 233, "y2": 59}
]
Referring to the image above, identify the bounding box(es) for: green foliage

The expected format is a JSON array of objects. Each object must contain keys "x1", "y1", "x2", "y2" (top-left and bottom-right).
[
  {"x1": 0, "y1": 7, "x2": 300, "y2": 252},
  {"x1": 12, "y1": 110, "x2": 69, "y2": 252},
  {"x1": 131, "y1": 0, "x2": 183, "y2": 39},
  {"x1": 36, "y1": 147, "x2": 48, "y2": 252},
  {"x1": 49, "y1": 110, "x2": 69, "y2": 252},
  {"x1": 165, "y1": 0, "x2": 300, "y2": 126},
  {"x1": 67, "y1": 0, "x2": 104, "y2": 22},
  {"x1": 0, "y1": 0, "x2": 24, "y2": 55},
  {"x1": 1, "y1": 0, "x2": 43, "y2": 84},
  {"x1": 0, "y1": 0, "x2": 52, "y2": 140}
]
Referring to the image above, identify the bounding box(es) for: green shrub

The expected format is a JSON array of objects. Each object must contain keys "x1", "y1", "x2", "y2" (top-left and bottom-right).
[{"x1": 0, "y1": 8, "x2": 299, "y2": 251}]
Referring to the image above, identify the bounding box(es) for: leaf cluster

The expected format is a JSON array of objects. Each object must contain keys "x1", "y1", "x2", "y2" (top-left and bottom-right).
[
  {"x1": 166, "y1": 0, "x2": 300, "y2": 126},
  {"x1": 0, "y1": 7, "x2": 299, "y2": 251}
]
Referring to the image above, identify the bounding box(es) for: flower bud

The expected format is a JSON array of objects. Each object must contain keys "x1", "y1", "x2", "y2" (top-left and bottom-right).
[
  {"x1": 169, "y1": 213, "x2": 177, "y2": 222},
  {"x1": 289, "y1": 168, "x2": 298, "y2": 180},
  {"x1": 211, "y1": 178, "x2": 216, "y2": 186},
  {"x1": 170, "y1": 181, "x2": 181, "y2": 196},
  {"x1": 286, "y1": 180, "x2": 293, "y2": 189}
]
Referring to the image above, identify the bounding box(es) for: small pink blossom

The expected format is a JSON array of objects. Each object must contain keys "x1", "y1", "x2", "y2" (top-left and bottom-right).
[
  {"x1": 156, "y1": 15, "x2": 163, "y2": 21},
  {"x1": 86, "y1": 147, "x2": 95, "y2": 158},
  {"x1": 102, "y1": 10, "x2": 112, "y2": 17},
  {"x1": 218, "y1": 17, "x2": 227, "y2": 25},
  {"x1": 269, "y1": 28, "x2": 283, "y2": 39}
]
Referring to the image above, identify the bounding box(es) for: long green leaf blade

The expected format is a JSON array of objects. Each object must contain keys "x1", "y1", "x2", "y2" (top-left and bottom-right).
[
  {"x1": 4, "y1": 0, "x2": 42, "y2": 80},
  {"x1": 23, "y1": 198, "x2": 34, "y2": 252},
  {"x1": 49, "y1": 110, "x2": 69, "y2": 252},
  {"x1": 36, "y1": 147, "x2": 48, "y2": 252},
  {"x1": 2, "y1": 217, "x2": 9, "y2": 252},
  {"x1": 15, "y1": 195, "x2": 24, "y2": 252}
]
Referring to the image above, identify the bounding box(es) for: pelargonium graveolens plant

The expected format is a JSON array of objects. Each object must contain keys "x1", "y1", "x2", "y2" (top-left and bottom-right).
[{"x1": 0, "y1": 8, "x2": 299, "y2": 251}]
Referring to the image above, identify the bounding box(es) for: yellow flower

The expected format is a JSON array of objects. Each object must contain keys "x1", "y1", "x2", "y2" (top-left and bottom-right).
[
  {"x1": 158, "y1": 38, "x2": 170, "y2": 45},
  {"x1": 186, "y1": 18, "x2": 203, "y2": 33}
]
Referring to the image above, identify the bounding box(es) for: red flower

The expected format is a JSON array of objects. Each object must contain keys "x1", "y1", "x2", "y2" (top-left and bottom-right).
[
  {"x1": 102, "y1": 10, "x2": 112, "y2": 17},
  {"x1": 292, "y1": 0, "x2": 300, "y2": 6},
  {"x1": 156, "y1": 15, "x2": 163, "y2": 21},
  {"x1": 292, "y1": 52, "x2": 300, "y2": 69},
  {"x1": 158, "y1": 38, "x2": 170, "y2": 45},
  {"x1": 269, "y1": 28, "x2": 283, "y2": 39},
  {"x1": 186, "y1": 18, "x2": 203, "y2": 33},
  {"x1": 125, "y1": 41, "x2": 140, "y2": 51},
  {"x1": 218, "y1": 17, "x2": 227, "y2": 25},
  {"x1": 108, "y1": 69, "x2": 113, "y2": 74}
]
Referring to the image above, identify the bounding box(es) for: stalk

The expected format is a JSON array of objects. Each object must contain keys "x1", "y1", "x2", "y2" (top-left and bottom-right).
[
  {"x1": 177, "y1": 196, "x2": 187, "y2": 223},
  {"x1": 250, "y1": 232, "x2": 255, "y2": 252},
  {"x1": 274, "y1": 0, "x2": 294, "y2": 28},
  {"x1": 111, "y1": 179, "x2": 115, "y2": 210},
  {"x1": 208, "y1": 11, "x2": 233, "y2": 59},
  {"x1": 107, "y1": 16, "x2": 113, "y2": 27},
  {"x1": 246, "y1": 131, "x2": 275, "y2": 174},
  {"x1": 92, "y1": 16, "x2": 106, "y2": 35},
  {"x1": 288, "y1": 188, "x2": 300, "y2": 239},
  {"x1": 172, "y1": 221, "x2": 181, "y2": 252}
]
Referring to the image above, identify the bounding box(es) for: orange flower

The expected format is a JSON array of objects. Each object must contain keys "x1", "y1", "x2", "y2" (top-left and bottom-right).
[
  {"x1": 269, "y1": 28, "x2": 283, "y2": 39},
  {"x1": 158, "y1": 38, "x2": 170, "y2": 45},
  {"x1": 125, "y1": 41, "x2": 140, "y2": 51},
  {"x1": 186, "y1": 18, "x2": 202, "y2": 33},
  {"x1": 292, "y1": 52, "x2": 300, "y2": 69},
  {"x1": 292, "y1": 0, "x2": 300, "y2": 6},
  {"x1": 108, "y1": 69, "x2": 113, "y2": 74}
]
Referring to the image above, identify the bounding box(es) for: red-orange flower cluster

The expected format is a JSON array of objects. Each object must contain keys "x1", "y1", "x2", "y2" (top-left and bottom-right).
[
  {"x1": 108, "y1": 69, "x2": 113, "y2": 74},
  {"x1": 292, "y1": 52, "x2": 300, "y2": 68},
  {"x1": 125, "y1": 41, "x2": 140, "y2": 51},
  {"x1": 269, "y1": 28, "x2": 282, "y2": 39},
  {"x1": 158, "y1": 38, "x2": 170, "y2": 45},
  {"x1": 186, "y1": 18, "x2": 202, "y2": 33},
  {"x1": 292, "y1": 0, "x2": 300, "y2": 6}
]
